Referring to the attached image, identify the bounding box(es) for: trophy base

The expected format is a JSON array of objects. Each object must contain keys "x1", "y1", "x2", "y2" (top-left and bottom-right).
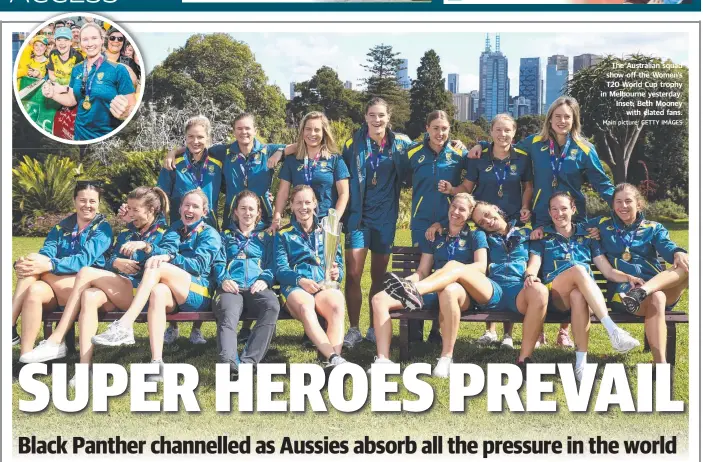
[{"x1": 321, "y1": 281, "x2": 340, "y2": 290}]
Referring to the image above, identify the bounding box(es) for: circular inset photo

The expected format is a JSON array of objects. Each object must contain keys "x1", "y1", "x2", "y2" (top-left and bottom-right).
[{"x1": 13, "y1": 13, "x2": 144, "y2": 144}]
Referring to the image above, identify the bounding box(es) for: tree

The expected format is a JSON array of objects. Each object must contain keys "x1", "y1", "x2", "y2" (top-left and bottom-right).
[
  {"x1": 143, "y1": 33, "x2": 287, "y2": 143},
  {"x1": 514, "y1": 114, "x2": 546, "y2": 143},
  {"x1": 473, "y1": 116, "x2": 490, "y2": 134},
  {"x1": 451, "y1": 121, "x2": 490, "y2": 148},
  {"x1": 361, "y1": 44, "x2": 410, "y2": 131},
  {"x1": 566, "y1": 54, "x2": 687, "y2": 184},
  {"x1": 407, "y1": 50, "x2": 454, "y2": 139},
  {"x1": 287, "y1": 66, "x2": 363, "y2": 125}
]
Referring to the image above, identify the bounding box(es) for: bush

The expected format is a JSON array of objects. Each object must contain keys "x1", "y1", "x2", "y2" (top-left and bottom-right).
[
  {"x1": 584, "y1": 189, "x2": 611, "y2": 217},
  {"x1": 14, "y1": 209, "x2": 122, "y2": 237},
  {"x1": 396, "y1": 188, "x2": 412, "y2": 229},
  {"x1": 645, "y1": 199, "x2": 688, "y2": 222},
  {"x1": 98, "y1": 150, "x2": 163, "y2": 212}
]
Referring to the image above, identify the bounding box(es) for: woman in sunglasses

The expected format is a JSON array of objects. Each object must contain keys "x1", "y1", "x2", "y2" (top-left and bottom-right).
[
  {"x1": 104, "y1": 28, "x2": 138, "y2": 89},
  {"x1": 42, "y1": 23, "x2": 136, "y2": 141}
]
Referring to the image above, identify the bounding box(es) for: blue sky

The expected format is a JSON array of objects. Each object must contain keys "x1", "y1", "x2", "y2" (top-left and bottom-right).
[{"x1": 138, "y1": 31, "x2": 688, "y2": 98}]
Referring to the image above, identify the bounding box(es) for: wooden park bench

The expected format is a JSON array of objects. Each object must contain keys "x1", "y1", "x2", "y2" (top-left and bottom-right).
[{"x1": 388, "y1": 246, "x2": 689, "y2": 364}]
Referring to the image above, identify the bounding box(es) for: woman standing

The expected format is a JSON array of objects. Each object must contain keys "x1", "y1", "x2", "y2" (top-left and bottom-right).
[
  {"x1": 18, "y1": 187, "x2": 174, "y2": 369},
  {"x1": 595, "y1": 183, "x2": 688, "y2": 363},
  {"x1": 213, "y1": 190, "x2": 280, "y2": 377},
  {"x1": 12, "y1": 183, "x2": 113, "y2": 355},
  {"x1": 274, "y1": 185, "x2": 347, "y2": 368},
  {"x1": 92, "y1": 189, "x2": 223, "y2": 382},
  {"x1": 273, "y1": 111, "x2": 350, "y2": 228},
  {"x1": 41, "y1": 22, "x2": 135, "y2": 141}
]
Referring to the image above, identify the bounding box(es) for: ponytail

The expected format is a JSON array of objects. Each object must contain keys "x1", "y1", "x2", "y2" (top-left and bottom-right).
[{"x1": 127, "y1": 186, "x2": 171, "y2": 218}]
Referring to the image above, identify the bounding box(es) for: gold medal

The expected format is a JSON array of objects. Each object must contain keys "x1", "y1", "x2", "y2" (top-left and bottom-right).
[
  {"x1": 552, "y1": 178, "x2": 558, "y2": 188},
  {"x1": 622, "y1": 251, "x2": 632, "y2": 262},
  {"x1": 497, "y1": 185, "x2": 504, "y2": 198},
  {"x1": 564, "y1": 253, "x2": 571, "y2": 261},
  {"x1": 372, "y1": 172, "x2": 377, "y2": 186},
  {"x1": 82, "y1": 96, "x2": 92, "y2": 110},
  {"x1": 316, "y1": 256, "x2": 321, "y2": 265}
]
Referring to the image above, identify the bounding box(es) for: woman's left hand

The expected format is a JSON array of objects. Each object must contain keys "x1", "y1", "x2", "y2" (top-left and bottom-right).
[
  {"x1": 267, "y1": 151, "x2": 283, "y2": 169},
  {"x1": 450, "y1": 139, "x2": 467, "y2": 151},
  {"x1": 145, "y1": 254, "x2": 171, "y2": 269},
  {"x1": 109, "y1": 94, "x2": 131, "y2": 120},
  {"x1": 15, "y1": 259, "x2": 51, "y2": 278},
  {"x1": 627, "y1": 275, "x2": 645, "y2": 289},
  {"x1": 672, "y1": 252, "x2": 689, "y2": 272},
  {"x1": 437, "y1": 180, "x2": 453, "y2": 195},
  {"x1": 519, "y1": 208, "x2": 531, "y2": 223},
  {"x1": 250, "y1": 280, "x2": 268, "y2": 294},
  {"x1": 330, "y1": 263, "x2": 340, "y2": 282},
  {"x1": 120, "y1": 241, "x2": 147, "y2": 258},
  {"x1": 587, "y1": 227, "x2": 601, "y2": 240},
  {"x1": 523, "y1": 274, "x2": 541, "y2": 289}
]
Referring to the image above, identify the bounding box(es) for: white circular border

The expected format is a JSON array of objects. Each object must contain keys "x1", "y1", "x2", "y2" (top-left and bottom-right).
[{"x1": 12, "y1": 12, "x2": 146, "y2": 146}]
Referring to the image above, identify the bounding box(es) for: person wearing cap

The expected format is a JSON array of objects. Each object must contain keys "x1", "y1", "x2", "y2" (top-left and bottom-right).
[
  {"x1": 70, "y1": 25, "x2": 83, "y2": 55},
  {"x1": 41, "y1": 23, "x2": 135, "y2": 141},
  {"x1": 47, "y1": 27, "x2": 84, "y2": 85},
  {"x1": 17, "y1": 35, "x2": 49, "y2": 81}
]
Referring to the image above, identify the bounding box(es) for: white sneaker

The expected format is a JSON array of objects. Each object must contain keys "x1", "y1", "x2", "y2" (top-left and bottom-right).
[
  {"x1": 535, "y1": 332, "x2": 547, "y2": 349},
  {"x1": 365, "y1": 327, "x2": 377, "y2": 344},
  {"x1": 68, "y1": 369, "x2": 92, "y2": 389},
  {"x1": 476, "y1": 330, "x2": 498, "y2": 346},
  {"x1": 146, "y1": 359, "x2": 165, "y2": 382},
  {"x1": 189, "y1": 328, "x2": 206, "y2": 345},
  {"x1": 574, "y1": 365, "x2": 584, "y2": 383},
  {"x1": 164, "y1": 326, "x2": 179, "y2": 345},
  {"x1": 343, "y1": 327, "x2": 363, "y2": 349},
  {"x1": 608, "y1": 327, "x2": 640, "y2": 354},
  {"x1": 432, "y1": 356, "x2": 453, "y2": 378},
  {"x1": 325, "y1": 355, "x2": 347, "y2": 369},
  {"x1": 92, "y1": 321, "x2": 135, "y2": 347},
  {"x1": 19, "y1": 339, "x2": 67, "y2": 363},
  {"x1": 366, "y1": 356, "x2": 396, "y2": 374},
  {"x1": 501, "y1": 335, "x2": 514, "y2": 349}
]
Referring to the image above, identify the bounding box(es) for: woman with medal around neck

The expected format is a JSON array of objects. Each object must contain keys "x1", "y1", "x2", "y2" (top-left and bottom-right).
[
  {"x1": 12, "y1": 182, "x2": 113, "y2": 360},
  {"x1": 370, "y1": 194, "x2": 490, "y2": 377},
  {"x1": 433, "y1": 113, "x2": 533, "y2": 350},
  {"x1": 530, "y1": 192, "x2": 643, "y2": 381},
  {"x1": 274, "y1": 185, "x2": 347, "y2": 368},
  {"x1": 273, "y1": 111, "x2": 350, "y2": 230},
  {"x1": 92, "y1": 189, "x2": 223, "y2": 382},
  {"x1": 19, "y1": 187, "x2": 174, "y2": 380},
  {"x1": 212, "y1": 190, "x2": 280, "y2": 377},
  {"x1": 41, "y1": 22, "x2": 135, "y2": 141},
  {"x1": 593, "y1": 184, "x2": 688, "y2": 363}
]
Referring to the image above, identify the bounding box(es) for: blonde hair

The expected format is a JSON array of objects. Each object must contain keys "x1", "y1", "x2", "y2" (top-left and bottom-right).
[
  {"x1": 295, "y1": 112, "x2": 338, "y2": 161},
  {"x1": 80, "y1": 23, "x2": 104, "y2": 41},
  {"x1": 184, "y1": 115, "x2": 212, "y2": 146},
  {"x1": 452, "y1": 193, "x2": 477, "y2": 216},
  {"x1": 182, "y1": 189, "x2": 210, "y2": 215},
  {"x1": 538, "y1": 96, "x2": 584, "y2": 143},
  {"x1": 491, "y1": 113, "x2": 517, "y2": 131},
  {"x1": 614, "y1": 183, "x2": 647, "y2": 212},
  {"x1": 290, "y1": 184, "x2": 317, "y2": 206}
]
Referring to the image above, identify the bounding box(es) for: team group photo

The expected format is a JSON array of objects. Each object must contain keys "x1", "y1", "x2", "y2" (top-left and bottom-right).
[{"x1": 10, "y1": 28, "x2": 690, "y2": 442}]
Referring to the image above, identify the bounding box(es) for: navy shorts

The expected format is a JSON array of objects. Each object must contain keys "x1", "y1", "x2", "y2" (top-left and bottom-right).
[
  {"x1": 177, "y1": 275, "x2": 213, "y2": 312},
  {"x1": 607, "y1": 281, "x2": 678, "y2": 312},
  {"x1": 411, "y1": 229, "x2": 433, "y2": 254},
  {"x1": 477, "y1": 280, "x2": 522, "y2": 313},
  {"x1": 345, "y1": 224, "x2": 395, "y2": 255}
]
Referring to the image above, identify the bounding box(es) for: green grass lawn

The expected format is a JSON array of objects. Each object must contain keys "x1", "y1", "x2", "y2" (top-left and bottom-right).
[{"x1": 12, "y1": 229, "x2": 689, "y2": 446}]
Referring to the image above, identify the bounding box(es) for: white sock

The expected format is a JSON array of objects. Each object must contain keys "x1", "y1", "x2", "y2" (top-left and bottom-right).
[
  {"x1": 575, "y1": 351, "x2": 587, "y2": 370},
  {"x1": 600, "y1": 315, "x2": 617, "y2": 335}
]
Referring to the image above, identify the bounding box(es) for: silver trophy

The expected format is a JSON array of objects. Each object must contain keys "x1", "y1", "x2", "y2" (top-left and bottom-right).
[{"x1": 320, "y1": 209, "x2": 342, "y2": 290}]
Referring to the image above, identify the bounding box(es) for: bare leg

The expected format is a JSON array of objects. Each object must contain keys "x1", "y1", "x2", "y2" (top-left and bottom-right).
[
  {"x1": 13, "y1": 275, "x2": 39, "y2": 325},
  {"x1": 413, "y1": 260, "x2": 470, "y2": 295},
  {"x1": 549, "y1": 266, "x2": 610, "y2": 320},
  {"x1": 19, "y1": 281, "x2": 57, "y2": 355},
  {"x1": 515, "y1": 283, "x2": 548, "y2": 361},
  {"x1": 438, "y1": 283, "x2": 470, "y2": 358},
  {"x1": 286, "y1": 291, "x2": 336, "y2": 360},
  {"x1": 315, "y1": 289, "x2": 346, "y2": 355},
  {"x1": 344, "y1": 248, "x2": 368, "y2": 328},
  {"x1": 148, "y1": 284, "x2": 177, "y2": 361},
  {"x1": 371, "y1": 291, "x2": 404, "y2": 359},
  {"x1": 369, "y1": 252, "x2": 391, "y2": 327},
  {"x1": 77, "y1": 288, "x2": 110, "y2": 364},
  {"x1": 569, "y1": 291, "x2": 590, "y2": 352},
  {"x1": 640, "y1": 292, "x2": 667, "y2": 363},
  {"x1": 640, "y1": 266, "x2": 688, "y2": 295}
]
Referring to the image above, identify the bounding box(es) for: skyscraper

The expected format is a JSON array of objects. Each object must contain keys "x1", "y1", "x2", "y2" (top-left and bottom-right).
[
  {"x1": 519, "y1": 57, "x2": 542, "y2": 116},
  {"x1": 396, "y1": 59, "x2": 411, "y2": 90},
  {"x1": 545, "y1": 54, "x2": 569, "y2": 111},
  {"x1": 344, "y1": 80, "x2": 353, "y2": 90},
  {"x1": 289, "y1": 82, "x2": 297, "y2": 100},
  {"x1": 573, "y1": 54, "x2": 603, "y2": 73},
  {"x1": 452, "y1": 93, "x2": 471, "y2": 122},
  {"x1": 448, "y1": 73, "x2": 459, "y2": 94},
  {"x1": 511, "y1": 96, "x2": 531, "y2": 119},
  {"x1": 478, "y1": 34, "x2": 510, "y2": 120},
  {"x1": 468, "y1": 90, "x2": 479, "y2": 121}
]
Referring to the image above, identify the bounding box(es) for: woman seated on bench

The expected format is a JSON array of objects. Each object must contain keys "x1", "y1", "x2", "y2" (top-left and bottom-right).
[
  {"x1": 92, "y1": 189, "x2": 223, "y2": 381},
  {"x1": 594, "y1": 183, "x2": 688, "y2": 363},
  {"x1": 274, "y1": 185, "x2": 347, "y2": 368},
  {"x1": 529, "y1": 192, "x2": 642, "y2": 380},
  {"x1": 375, "y1": 195, "x2": 549, "y2": 377},
  {"x1": 370, "y1": 193, "x2": 489, "y2": 377},
  {"x1": 18, "y1": 187, "x2": 174, "y2": 372},
  {"x1": 213, "y1": 190, "x2": 280, "y2": 378},
  {"x1": 14, "y1": 182, "x2": 113, "y2": 363}
]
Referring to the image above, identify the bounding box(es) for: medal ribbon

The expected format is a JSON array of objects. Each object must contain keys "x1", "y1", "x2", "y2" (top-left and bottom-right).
[
  {"x1": 555, "y1": 235, "x2": 576, "y2": 259},
  {"x1": 548, "y1": 136, "x2": 572, "y2": 186},
  {"x1": 300, "y1": 226, "x2": 320, "y2": 264},
  {"x1": 70, "y1": 222, "x2": 89, "y2": 252},
  {"x1": 135, "y1": 221, "x2": 160, "y2": 242},
  {"x1": 227, "y1": 231, "x2": 252, "y2": 272},
  {"x1": 236, "y1": 150, "x2": 257, "y2": 187},
  {"x1": 498, "y1": 226, "x2": 520, "y2": 254},
  {"x1": 81, "y1": 55, "x2": 104, "y2": 104},
  {"x1": 493, "y1": 160, "x2": 510, "y2": 193},
  {"x1": 365, "y1": 136, "x2": 386, "y2": 178},
  {"x1": 613, "y1": 220, "x2": 638, "y2": 252},
  {"x1": 182, "y1": 151, "x2": 210, "y2": 188},
  {"x1": 446, "y1": 231, "x2": 463, "y2": 260},
  {"x1": 180, "y1": 219, "x2": 204, "y2": 242},
  {"x1": 303, "y1": 151, "x2": 322, "y2": 185}
]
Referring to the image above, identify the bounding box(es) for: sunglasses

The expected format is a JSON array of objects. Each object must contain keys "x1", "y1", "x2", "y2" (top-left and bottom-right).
[{"x1": 108, "y1": 36, "x2": 125, "y2": 42}]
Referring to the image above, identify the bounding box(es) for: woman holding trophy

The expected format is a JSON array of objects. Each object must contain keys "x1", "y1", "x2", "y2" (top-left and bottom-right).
[{"x1": 274, "y1": 185, "x2": 347, "y2": 368}]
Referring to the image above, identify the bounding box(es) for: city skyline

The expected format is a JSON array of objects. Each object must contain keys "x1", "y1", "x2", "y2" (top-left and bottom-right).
[{"x1": 139, "y1": 31, "x2": 688, "y2": 102}]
